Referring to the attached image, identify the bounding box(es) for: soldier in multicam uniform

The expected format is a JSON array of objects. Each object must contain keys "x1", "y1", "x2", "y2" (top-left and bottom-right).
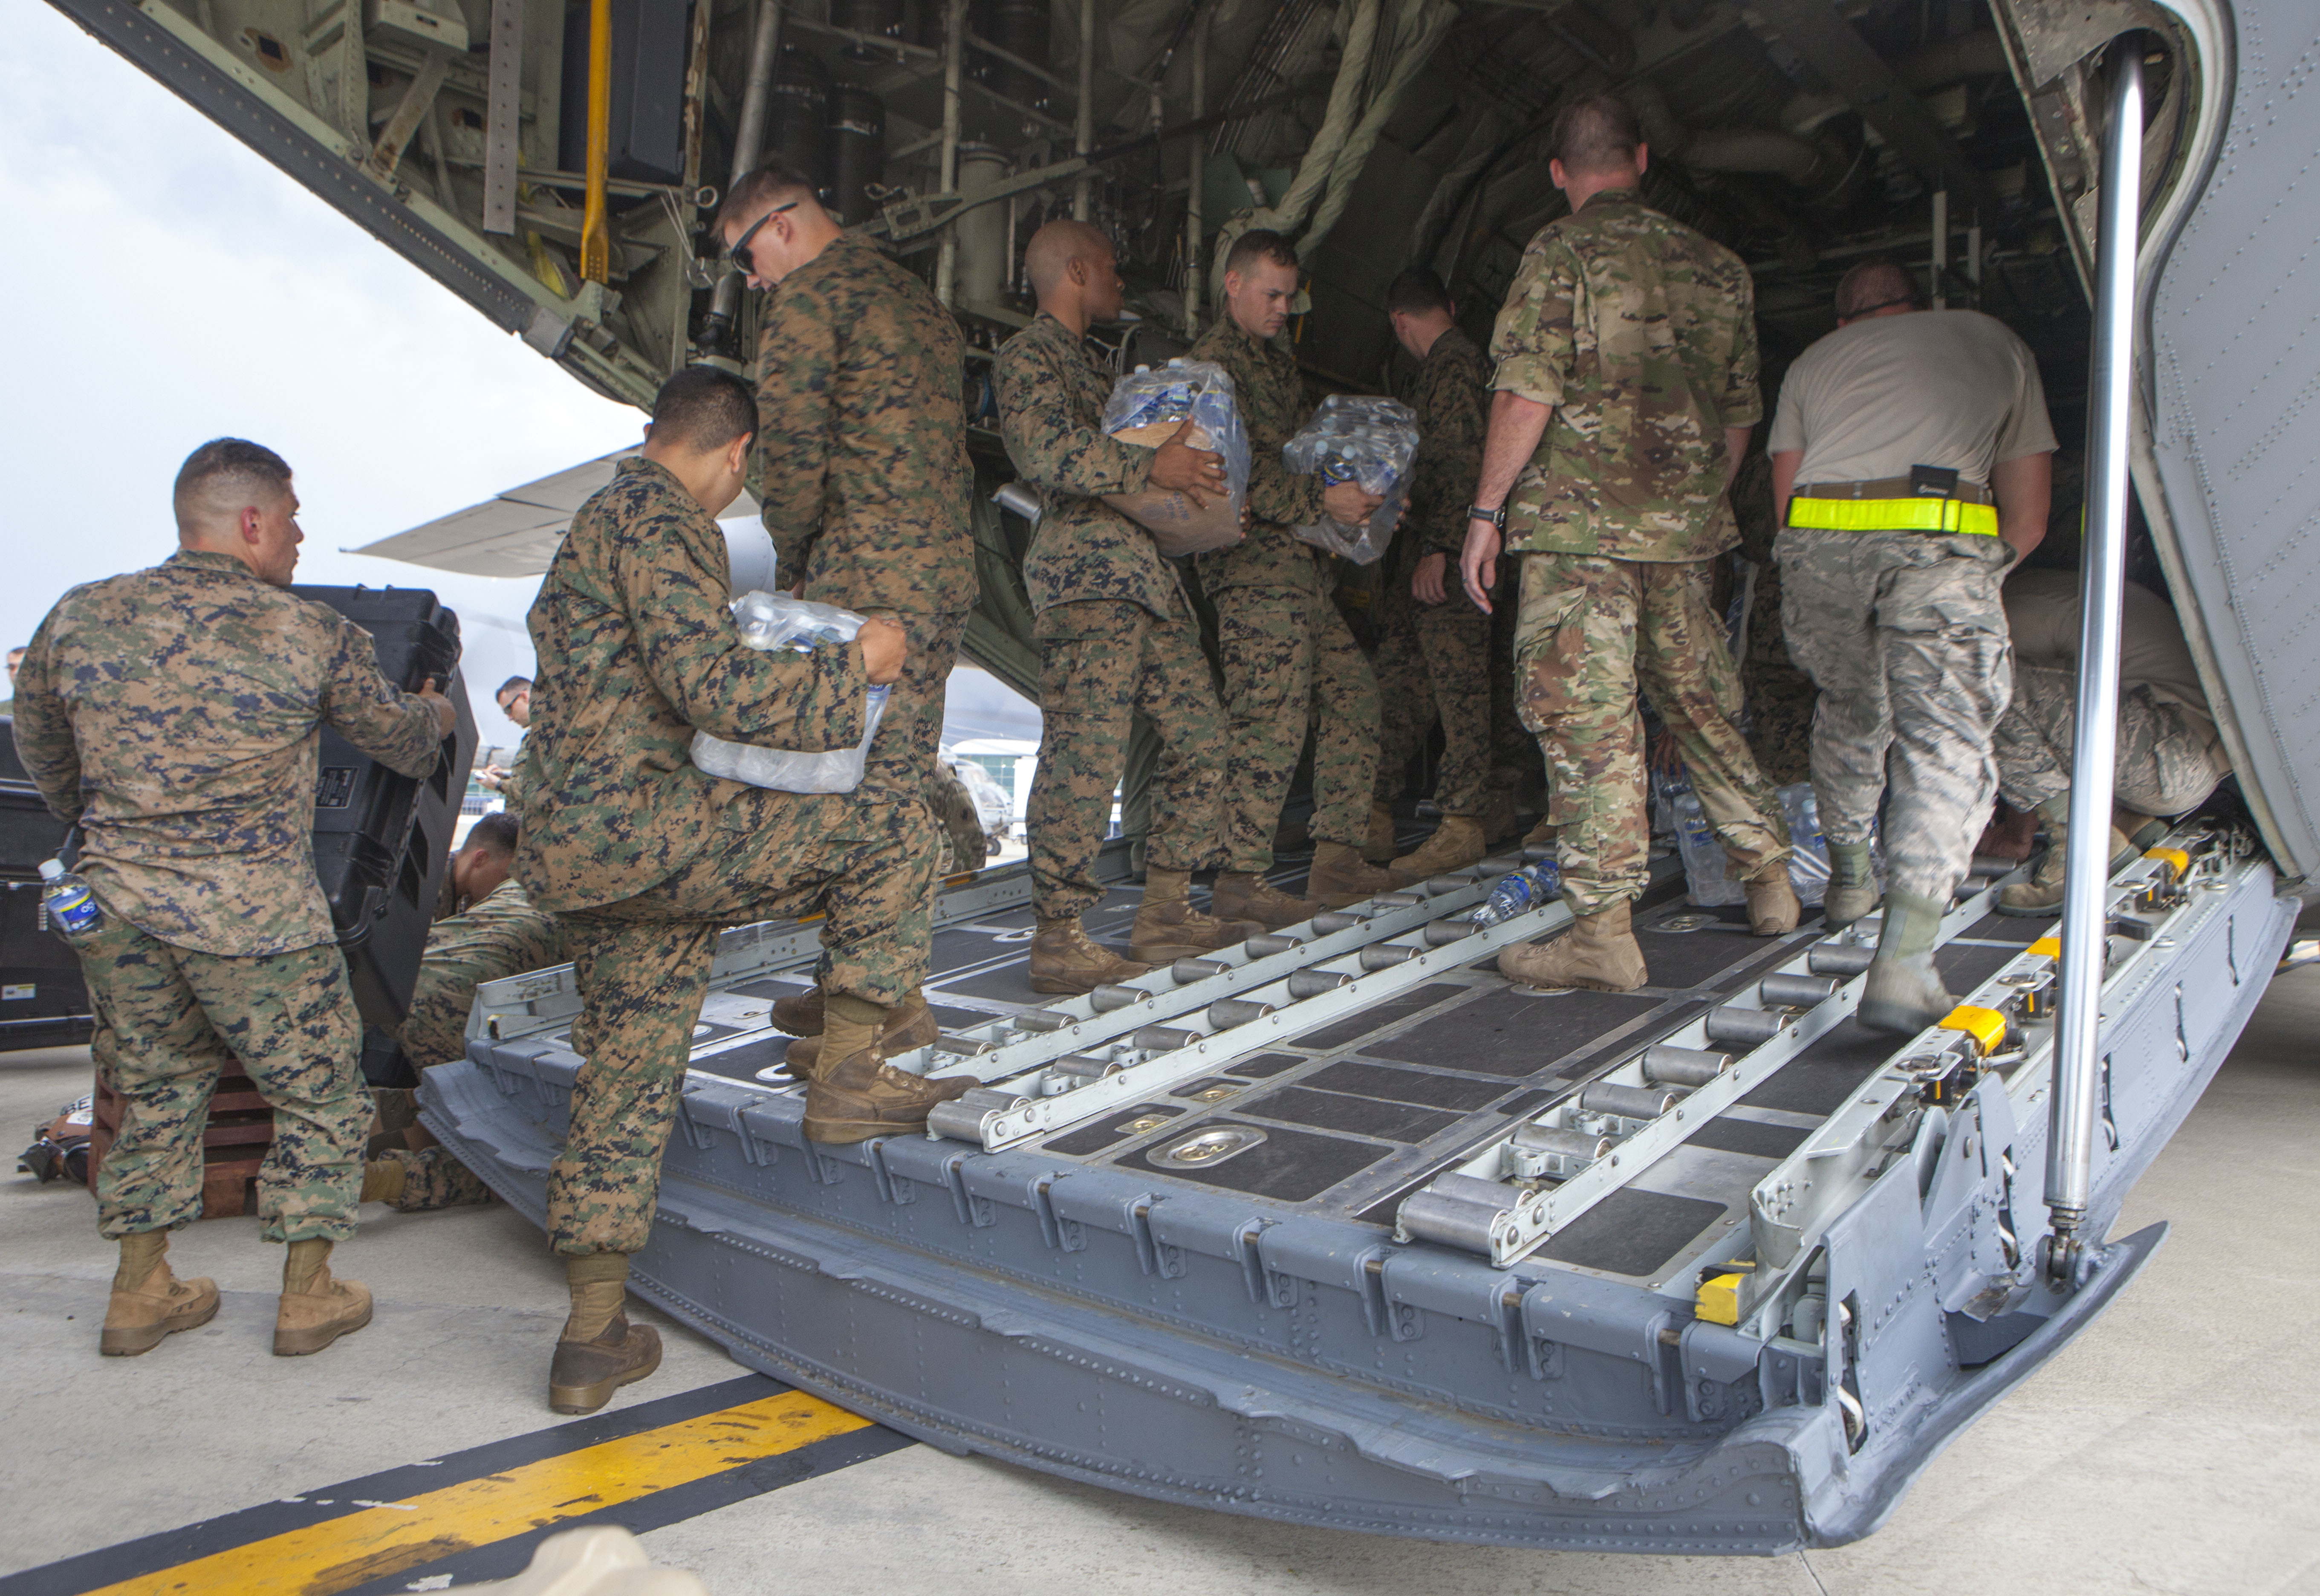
[
  {"x1": 1188, "y1": 230, "x2": 1402, "y2": 924},
  {"x1": 996, "y1": 220, "x2": 1261, "y2": 992},
  {"x1": 1366, "y1": 268, "x2": 1505, "y2": 880},
  {"x1": 1989, "y1": 569, "x2": 2227, "y2": 916},
  {"x1": 720, "y1": 156, "x2": 977, "y2": 1047},
  {"x1": 928, "y1": 758, "x2": 991, "y2": 876},
  {"x1": 1461, "y1": 92, "x2": 1799, "y2": 993},
  {"x1": 12, "y1": 438, "x2": 454, "y2": 1359},
  {"x1": 1731, "y1": 448, "x2": 1816, "y2": 787},
  {"x1": 517, "y1": 368, "x2": 969, "y2": 1415},
  {"x1": 1769, "y1": 257, "x2": 2055, "y2": 1031}
]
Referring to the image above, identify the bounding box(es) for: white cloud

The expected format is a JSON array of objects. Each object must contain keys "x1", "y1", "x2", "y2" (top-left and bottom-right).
[{"x1": 0, "y1": 2, "x2": 641, "y2": 743}]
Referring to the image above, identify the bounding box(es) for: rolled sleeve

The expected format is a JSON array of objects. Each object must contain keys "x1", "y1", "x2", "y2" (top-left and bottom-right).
[
  {"x1": 1490, "y1": 246, "x2": 1576, "y2": 409},
  {"x1": 320, "y1": 619, "x2": 442, "y2": 781},
  {"x1": 9, "y1": 618, "x2": 81, "y2": 823}
]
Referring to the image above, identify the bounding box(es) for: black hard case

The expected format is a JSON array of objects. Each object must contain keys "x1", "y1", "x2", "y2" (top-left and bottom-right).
[{"x1": 0, "y1": 724, "x2": 93, "y2": 1050}]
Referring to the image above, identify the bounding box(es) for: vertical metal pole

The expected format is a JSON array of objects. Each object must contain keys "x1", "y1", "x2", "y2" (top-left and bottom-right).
[
  {"x1": 698, "y1": 0, "x2": 782, "y2": 357},
  {"x1": 1072, "y1": 0, "x2": 1095, "y2": 220},
  {"x1": 482, "y1": 0, "x2": 523, "y2": 234},
  {"x1": 1183, "y1": 7, "x2": 1206, "y2": 334},
  {"x1": 2045, "y1": 47, "x2": 2144, "y2": 1278},
  {"x1": 936, "y1": 0, "x2": 966, "y2": 306},
  {"x1": 579, "y1": 0, "x2": 612, "y2": 283},
  {"x1": 1930, "y1": 187, "x2": 1948, "y2": 308}
]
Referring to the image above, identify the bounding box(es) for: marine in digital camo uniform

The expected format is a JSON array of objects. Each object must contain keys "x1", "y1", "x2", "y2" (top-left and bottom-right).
[
  {"x1": 517, "y1": 368, "x2": 965, "y2": 1416},
  {"x1": 1188, "y1": 229, "x2": 1403, "y2": 925},
  {"x1": 12, "y1": 438, "x2": 452, "y2": 1360},
  {"x1": 997, "y1": 220, "x2": 1259, "y2": 991},
  {"x1": 1461, "y1": 92, "x2": 1797, "y2": 995},
  {"x1": 724, "y1": 158, "x2": 977, "y2": 1043},
  {"x1": 1367, "y1": 268, "x2": 1505, "y2": 879},
  {"x1": 1768, "y1": 256, "x2": 2056, "y2": 1032}
]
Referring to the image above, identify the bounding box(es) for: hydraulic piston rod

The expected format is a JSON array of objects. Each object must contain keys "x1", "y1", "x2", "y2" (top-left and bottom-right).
[{"x1": 2046, "y1": 44, "x2": 2144, "y2": 1283}]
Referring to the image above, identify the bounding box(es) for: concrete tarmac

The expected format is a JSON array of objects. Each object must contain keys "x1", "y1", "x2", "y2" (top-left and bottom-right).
[{"x1": 5, "y1": 965, "x2": 2316, "y2": 1594}]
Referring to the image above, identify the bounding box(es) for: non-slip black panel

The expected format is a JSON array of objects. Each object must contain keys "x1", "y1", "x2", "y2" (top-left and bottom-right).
[
  {"x1": 1289, "y1": 983, "x2": 1467, "y2": 1051},
  {"x1": 1173, "y1": 1077, "x2": 1244, "y2": 1100},
  {"x1": 730, "y1": 977, "x2": 811, "y2": 1001},
  {"x1": 1301, "y1": 1060, "x2": 1511, "y2": 1111},
  {"x1": 1043, "y1": 1102, "x2": 1185, "y2": 1157},
  {"x1": 1367, "y1": 987, "x2": 1662, "y2": 1078},
  {"x1": 1117, "y1": 1119, "x2": 1388, "y2": 1201},
  {"x1": 929, "y1": 1004, "x2": 1003, "y2": 1032},
  {"x1": 1739, "y1": 1020, "x2": 1894, "y2": 1115},
  {"x1": 1690, "y1": 1115, "x2": 1812, "y2": 1160},
  {"x1": 1242, "y1": 1086, "x2": 1463, "y2": 1144},
  {"x1": 1937, "y1": 940, "x2": 2022, "y2": 994},
  {"x1": 1494, "y1": 1087, "x2": 1558, "y2": 1119},
  {"x1": 1534, "y1": 1188, "x2": 1729, "y2": 1278},
  {"x1": 1960, "y1": 911, "x2": 2049, "y2": 945},
  {"x1": 688, "y1": 1035, "x2": 793, "y2": 1083},
  {"x1": 1632, "y1": 919, "x2": 1774, "y2": 989},
  {"x1": 927, "y1": 928, "x2": 1027, "y2": 979},
  {"x1": 1228, "y1": 1052, "x2": 1306, "y2": 1078}
]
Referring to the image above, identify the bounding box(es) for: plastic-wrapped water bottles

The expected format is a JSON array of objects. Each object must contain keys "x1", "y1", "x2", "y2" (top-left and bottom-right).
[
  {"x1": 692, "y1": 592, "x2": 891, "y2": 794},
  {"x1": 1667, "y1": 781, "x2": 1878, "y2": 908},
  {"x1": 1283, "y1": 396, "x2": 1420, "y2": 565},
  {"x1": 39, "y1": 859, "x2": 101, "y2": 936},
  {"x1": 1099, "y1": 358, "x2": 1253, "y2": 556},
  {"x1": 1471, "y1": 859, "x2": 1560, "y2": 928}
]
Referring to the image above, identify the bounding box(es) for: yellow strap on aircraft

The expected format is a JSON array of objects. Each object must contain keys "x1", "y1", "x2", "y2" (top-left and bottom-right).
[
  {"x1": 2028, "y1": 935, "x2": 2062, "y2": 960},
  {"x1": 2145, "y1": 845, "x2": 2191, "y2": 882},
  {"x1": 1787, "y1": 495, "x2": 2000, "y2": 536},
  {"x1": 1938, "y1": 1003, "x2": 2009, "y2": 1056}
]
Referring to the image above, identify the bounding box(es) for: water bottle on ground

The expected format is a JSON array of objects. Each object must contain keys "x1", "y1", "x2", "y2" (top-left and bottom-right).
[
  {"x1": 39, "y1": 859, "x2": 101, "y2": 936},
  {"x1": 1472, "y1": 860, "x2": 1560, "y2": 928}
]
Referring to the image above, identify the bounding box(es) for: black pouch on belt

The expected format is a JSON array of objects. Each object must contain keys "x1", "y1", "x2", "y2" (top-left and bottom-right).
[{"x1": 1909, "y1": 464, "x2": 1961, "y2": 498}]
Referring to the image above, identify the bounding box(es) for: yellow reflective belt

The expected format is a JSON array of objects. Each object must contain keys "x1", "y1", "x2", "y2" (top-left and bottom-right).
[{"x1": 1787, "y1": 495, "x2": 1999, "y2": 536}]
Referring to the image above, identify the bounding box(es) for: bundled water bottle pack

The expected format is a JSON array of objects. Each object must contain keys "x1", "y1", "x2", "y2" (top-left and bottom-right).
[
  {"x1": 1663, "y1": 779, "x2": 1878, "y2": 908},
  {"x1": 1283, "y1": 395, "x2": 1420, "y2": 565},
  {"x1": 1099, "y1": 358, "x2": 1252, "y2": 557},
  {"x1": 690, "y1": 591, "x2": 890, "y2": 794}
]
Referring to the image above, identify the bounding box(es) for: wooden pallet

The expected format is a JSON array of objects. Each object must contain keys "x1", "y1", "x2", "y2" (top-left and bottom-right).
[{"x1": 86, "y1": 1066, "x2": 277, "y2": 1219}]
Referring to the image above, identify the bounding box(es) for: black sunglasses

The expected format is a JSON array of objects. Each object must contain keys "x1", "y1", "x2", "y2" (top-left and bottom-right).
[{"x1": 726, "y1": 200, "x2": 799, "y2": 269}]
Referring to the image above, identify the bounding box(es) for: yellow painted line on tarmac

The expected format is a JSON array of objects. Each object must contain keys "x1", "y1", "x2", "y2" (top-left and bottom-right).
[{"x1": 85, "y1": 1389, "x2": 872, "y2": 1596}]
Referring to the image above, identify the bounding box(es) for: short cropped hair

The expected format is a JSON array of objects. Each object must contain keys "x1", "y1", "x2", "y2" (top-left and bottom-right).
[
  {"x1": 494, "y1": 675, "x2": 532, "y2": 703},
  {"x1": 466, "y1": 810, "x2": 520, "y2": 857},
  {"x1": 1223, "y1": 228, "x2": 1299, "y2": 279},
  {"x1": 717, "y1": 156, "x2": 822, "y2": 232},
  {"x1": 650, "y1": 366, "x2": 760, "y2": 454},
  {"x1": 1835, "y1": 257, "x2": 1919, "y2": 320},
  {"x1": 1550, "y1": 90, "x2": 1643, "y2": 175},
  {"x1": 1385, "y1": 268, "x2": 1453, "y2": 317},
  {"x1": 173, "y1": 438, "x2": 292, "y2": 526}
]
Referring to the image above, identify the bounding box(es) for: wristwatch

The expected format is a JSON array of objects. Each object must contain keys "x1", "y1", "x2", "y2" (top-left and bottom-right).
[{"x1": 1466, "y1": 504, "x2": 1506, "y2": 529}]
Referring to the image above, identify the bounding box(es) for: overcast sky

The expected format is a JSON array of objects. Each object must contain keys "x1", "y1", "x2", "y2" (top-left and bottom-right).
[{"x1": 2, "y1": 0, "x2": 643, "y2": 746}]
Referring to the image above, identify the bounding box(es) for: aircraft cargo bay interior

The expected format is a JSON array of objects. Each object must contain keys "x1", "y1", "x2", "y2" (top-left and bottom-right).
[{"x1": 5, "y1": 0, "x2": 2320, "y2": 1588}]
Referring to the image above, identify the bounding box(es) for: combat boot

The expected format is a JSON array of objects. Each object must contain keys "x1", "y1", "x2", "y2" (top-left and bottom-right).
[
  {"x1": 1029, "y1": 916, "x2": 1153, "y2": 995},
  {"x1": 273, "y1": 1238, "x2": 372, "y2": 1356},
  {"x1": 2115, "y1": 806, "x2": 2167, "y2": 852},
  {"x1": 1210, "y1": 871, "x2": 1313, "y2": 931},
  {"x1": 549, "y1": 1255, "x2": 660, "y2": 1415},
  {"x1": 1858, "y1": 890, "x2": 1956, "y2": 1037},
  {"x1": 769, "y1": 984, "x2": 825, "y2": 1037},
  {"x1": 1390, "y1": 815, "x2": 1488, "y2": 880},
  {"x1": 1520, "y1": 814, "x2": 1560, "y2": 850},
  {"x1": 99, "y1": 1232, "x2": 218, "y2": 1356},
  {"x1": 1821, "y1": 841, "x2": 1880, "y2": 931},
  {"x1": 1361, "y1": 803, "x2": 1399, "y2": 865},
  {"x1": 1997, "y1": 811, "x2": 2135, "y2": 918},
  {"x1": 803, "y1": 1047, "x2": 977, "y2": 1143},
  {"x1": 1498, "y1": 899, "x2": 1649, "y2": 992},
  {"x1": 1479, "y1": 789, "x2": 1519, "y2": 845},
  {"x1": 783, "y1": 994, "x2": 939, "y2": 1074},
  {"x1": 1742, "y1": 866, "x2": 1801, "y2": 936},
  {"x1": 1130, "y1": 870, "x2": 1261, "y2": 961},
  {"x1": 1307, "y1": 842, "x2": 1403, "y2": 909}
]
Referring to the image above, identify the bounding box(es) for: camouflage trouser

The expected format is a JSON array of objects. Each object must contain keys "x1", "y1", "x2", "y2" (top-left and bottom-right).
[
  {"x1": 1213, "y1": 581, "x2": 1381, "y2": 866},
  {"x1": 391, "y1": 912, "x2": 567, "y2": 1071},
  {"x1": 1028, "y1": 598, "x2": 1225, "y2": 920},
  {"x1": 853, "y1": 608, "x2": 968, "y2": 794},
  {"x1": 1516, "y1": 552, "x2": 1791, "y2": 915},
  {"x1": 549, "y1": 785, "x2": 937, "y2": 1255},
  {"x1": 1996, "y1": 662, "x2": 2227, "y2": 819},
  {"x1": 376, "y1": 1144, "x2": 495, "y2": 1210},
  {"x1": 1740, "y1": 559, "x2": 1817, "y2": 788},
  {"x1": 1371, "y1": 573, "x2": 1496, "y2": 816},
  {"x1": 1776, "y1": 527, "x2": 2012, "y2": 902},
  {"x1": 77, "y1": 919, "x2": 367, "y2": 1242}
]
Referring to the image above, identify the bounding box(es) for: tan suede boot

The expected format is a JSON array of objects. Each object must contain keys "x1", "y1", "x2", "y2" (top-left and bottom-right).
[
  {"x1": 803, "y1": 1047, "x2": 977, "y2": 1143},
  {"x1": 1130, "y1": 870, "x2": 1262, "y2": 961},
  {"x1": 1028, "y1": 916, "x2": 1153, "y2": 995},
  {"x1": 274, "y1": 1238, "x2": 372, "y2": 1356},
  {"x1": 1307, "y1": 841, "x2": 1403, "y2": 910},
  {"x1": 1497, "y1": 900, "x2": 1649, "y2": 992},
  {"x1": 1390, "y1": 815, "x2": 1488, "y2": 881},
  {"x1": 1360, "y1": 803, "x2": 1399, "y2": 864},
  {"x1": 1997, "y1": 811, "x2": 2135, "y2": 917},
  {"x1": 769, "y1": 985, "x2": 826, "y2": 1037},
  {"x1": 1742, "y1": 867, "x2": 1802, "y2": 936},
  {"x1": 783, "y1": 994, "x2": 939, "y2": 1074},
  {"x1": 360, "y1": 1158, "x2": 408, "y2": 1205},
  {"x1": 1821, "y1": 841, "x2": 1880, "y2": 930},
  {"x1": 1211, "y1": 872, "x2": 1313, "y2": 930},
  {"x1": 549, "y1": 1253, "x2": 660, "y2": 1414},
  {"x1": 1521, "y1": 814, "x2": 1560, "y2": 850},
  {"x1": 1479, "y1": 789, "x2": 1519, "y2": 845},
  {"x1": 99, "y1": 1232, "x2": 219, "y2": 1356}
]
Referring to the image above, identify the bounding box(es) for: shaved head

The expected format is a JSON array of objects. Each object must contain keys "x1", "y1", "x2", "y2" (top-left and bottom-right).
[
  {"x1": 1025, "y1": 220, "x2": 1113, "y2": 295},
  {"x1": 173, "y1": 438, "x2": 292, "y2": 536}
]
